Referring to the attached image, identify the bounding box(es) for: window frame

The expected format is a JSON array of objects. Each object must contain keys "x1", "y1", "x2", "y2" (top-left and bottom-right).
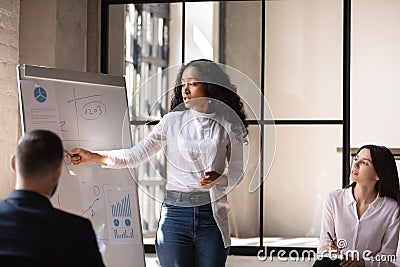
[{"x1": 100, "y1": 0, "x2": 351, "y2": 256}]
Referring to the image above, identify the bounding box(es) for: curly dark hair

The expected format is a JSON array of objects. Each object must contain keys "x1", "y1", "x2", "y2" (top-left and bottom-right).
[{"x1": 170, "y1": 59, "x2": 248, "y2": 140}]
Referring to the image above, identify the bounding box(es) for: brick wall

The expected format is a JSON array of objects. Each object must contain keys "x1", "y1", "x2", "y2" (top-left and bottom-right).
[{"x1": 0, "y1": 0, "x2": 20, "y2": 198}]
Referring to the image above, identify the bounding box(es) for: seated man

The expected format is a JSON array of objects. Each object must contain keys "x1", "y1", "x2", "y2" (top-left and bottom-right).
[{"x1": 0, "y1": 130, "x2": 105, "y2": 267}]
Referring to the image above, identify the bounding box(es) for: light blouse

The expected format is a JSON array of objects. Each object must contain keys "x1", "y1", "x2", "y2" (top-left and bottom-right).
[
  {"x1": 101, "y1": 108, "x2": 245, "y2": 247},
  {"x1": 318, "y1": 187, "x2": 400, "y2": 266}
]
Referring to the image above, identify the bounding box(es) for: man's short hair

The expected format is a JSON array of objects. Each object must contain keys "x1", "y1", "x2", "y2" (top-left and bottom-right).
[{"x1": 17, "y1": 130, "x2": 63, "y2": 178}]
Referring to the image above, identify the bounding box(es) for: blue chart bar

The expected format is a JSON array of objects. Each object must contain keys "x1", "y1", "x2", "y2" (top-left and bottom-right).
[
  {"x1": 111, "y1": 194, "x2": 132, "y2": 217},
  {"x1": 113, "y1": 228, "x2": 134, "y2": 239}
]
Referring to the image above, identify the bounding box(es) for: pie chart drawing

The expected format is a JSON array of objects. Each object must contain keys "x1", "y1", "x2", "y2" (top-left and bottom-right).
[{"x1": 34, "y1": 87, "x2": 47, "y2": 103}]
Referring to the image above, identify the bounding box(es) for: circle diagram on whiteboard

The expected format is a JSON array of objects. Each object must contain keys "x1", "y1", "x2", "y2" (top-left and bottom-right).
[{"x1": 33, "y1": 86, "x2": 47, "y2": 103}]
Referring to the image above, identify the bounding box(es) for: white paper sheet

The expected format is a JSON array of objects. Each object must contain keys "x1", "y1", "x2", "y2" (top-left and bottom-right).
[
  {"x1": 20, "y1": 80, "x2": 62, "y2": 136},
  {"x1": 104, "y1": 184, "x2": 141, "y2": 245}
]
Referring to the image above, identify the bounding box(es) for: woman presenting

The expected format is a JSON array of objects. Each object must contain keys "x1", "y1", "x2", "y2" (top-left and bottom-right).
[{"x1": 69, "y1": 59, "x2": 248, "y2": 267}]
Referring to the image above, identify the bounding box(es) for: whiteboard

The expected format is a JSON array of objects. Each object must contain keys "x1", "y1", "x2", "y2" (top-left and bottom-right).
[{"x1": 17, "y1": 65, "x2": 145, "y2": 267}]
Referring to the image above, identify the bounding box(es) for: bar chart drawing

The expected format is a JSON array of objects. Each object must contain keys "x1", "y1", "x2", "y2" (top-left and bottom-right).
[
  {"x1": 111, "y1": 194, "x2": 132, "y2": 217},
  {"x1": 104, "y1": 185, "x2": 141, "y2": 244},
  {"x1": 113, "y1": 229, "x2": 134, "y2": 239}
]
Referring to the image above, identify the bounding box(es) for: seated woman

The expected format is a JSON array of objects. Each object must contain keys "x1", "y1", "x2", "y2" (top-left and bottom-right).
[{"x1": 314, "y1": 145, "x2": 400, "y2": 267}]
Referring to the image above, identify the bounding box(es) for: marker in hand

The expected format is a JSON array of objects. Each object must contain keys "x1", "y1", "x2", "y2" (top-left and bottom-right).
[
  {"x1": 64, "y1": 149, "x2": 77, "y2": 158},
  {"x1": 327, "y1": 232, "x2": 337, "y2": 246},
  {"x1": 327, "y1": 232, "x2": 344, "y2": 260}
]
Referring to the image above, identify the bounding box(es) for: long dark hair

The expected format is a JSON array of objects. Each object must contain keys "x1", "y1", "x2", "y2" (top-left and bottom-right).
[
  {"x1": 349, "y1": 145, "x2": 400, "y2": 207},
  {"x1": 170, "y1": 59, "x2": 248, "y2": 140}
]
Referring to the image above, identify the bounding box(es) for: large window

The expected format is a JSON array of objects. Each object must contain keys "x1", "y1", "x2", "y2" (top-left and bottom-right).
[
  {"x1": 104, "y1": 0, "x2": 351, "y2": 255},
  {"x1": 110, "y1": 3, "x2": 170, "y2": 236}
]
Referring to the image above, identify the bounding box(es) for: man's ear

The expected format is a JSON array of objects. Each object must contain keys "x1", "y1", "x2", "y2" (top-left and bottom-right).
[
  {"x1": 52, "y1": 163, "x2": 62, "y2": 183},
  {"x1": 10, "y1": 155, "x2": 16, "y2": 173}
]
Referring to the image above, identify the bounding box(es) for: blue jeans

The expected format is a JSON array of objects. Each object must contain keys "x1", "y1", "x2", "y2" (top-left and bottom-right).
[{"x1": 155, "y1": 198, "x2": 229, "y2": 267}]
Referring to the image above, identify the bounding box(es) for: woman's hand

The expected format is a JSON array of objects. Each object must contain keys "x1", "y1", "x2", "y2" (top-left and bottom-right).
[
  {"x1": 200, "y1": 171, "x2": 227, "y2": 189},
  {"x1": 326, "y1": 242, "x2": 340, "y2": 254},
  {"x1": 68, "y1": 148, "x2": 107, "y2": 165},
  {"x1": 324, "y1": 242, "x2": 365, "y2": 267}
]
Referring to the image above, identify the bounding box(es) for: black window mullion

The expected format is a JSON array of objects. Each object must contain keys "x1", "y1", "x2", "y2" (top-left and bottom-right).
[
  {"x1": 182, "y1": 1, "x2": 185, "y2": 63},
  {"x1": 260, "y1": 0, "x2": 266, "y2": 250},
  {"x1": 104, "y1": 0, "x2": 351, "y2": 257},
  {"x1": 101, "y1": 0, "x2": 109, "y2": 74},
  {"x1": 342, "y1": 0, "x2": 351, "y2": 187},
  {"x1": 218, "y1": 1, "x2": 226, "y2": 64}
]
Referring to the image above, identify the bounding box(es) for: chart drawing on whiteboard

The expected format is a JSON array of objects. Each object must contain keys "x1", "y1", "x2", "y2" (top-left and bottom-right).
[
  {"x1": 34, "y1": 86, "x2": 47, "y2": 103},
  {"x1": 18, "y1": 65, "x2": 145, "y2": 267},
  {"x1": 111, "y1": 194, "x2": 132, "y2": 218},
  {"x1": 104, "y1": 185, "x2": 140, "y2": 244}
]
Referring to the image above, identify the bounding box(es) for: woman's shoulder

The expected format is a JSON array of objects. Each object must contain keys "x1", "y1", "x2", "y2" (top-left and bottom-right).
[
  {"x1": 321, "y1": 188, "x2": 354, "y2": 210},
  {"x1": 153, "y1": 111, "x2": 185, "y2": 130},
  {"x1": 325, "y1": 188, "x2": 351, "y2": 203},
  {"x1": 161, "y1": 110, "x2": 186, "y2": 121},
  {"x1": 163, "y1": 110, "x2": 185, "y2": 116},
  {"x1": 328, "y1": 188, "x2": 349, "y2": 197},
  {"x1": 381, "y1": 195, "x2": 399, "y2": 211},
  {"x1": 214, "y1": 113, "x2": 246, "y2": 134}
]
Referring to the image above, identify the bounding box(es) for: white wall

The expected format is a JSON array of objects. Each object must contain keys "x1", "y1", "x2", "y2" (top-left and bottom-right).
[
  {"x1": 351, "y1": 0, "x2": 400, "y2": 147},
  {"x1": 108, "y1": 4, "x2": 125, "y2": 76},
  {"x1": 263, "y1": 0, "x2": 343, "y2": 237},
  {"x1": 19, "y1": 0, "x2": 88, "y2": 71},
  {"x1": 55, "y1": 0, "x2": 87, "y2": 71},
  {"x1": 0, "y1": 0, "x2": 97, "y2": 199},
  {"x1": 0, "y1": 0, "x2": 20, "y2": 198},
  {"x1": 266, "y1": 0, "x2": 342, "y2": 120},
  {"x1": 19, "y1": 0, "x2": 56, "y2": 67}
]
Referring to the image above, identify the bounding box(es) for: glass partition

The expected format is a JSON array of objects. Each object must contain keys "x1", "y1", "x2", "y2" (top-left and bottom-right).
[
  {"x1": 264, "y1": 125, "x2": 342, "y2": 244},
  {"x1": 224, "y1": 1, "x2": 262, "y2": 120},
  {"x1": 108, "y1": 0, "x2": 346, "y2": 252},
  {"x1": 351, "y1": 0, "x2": 400, "y2": 146},
  {"x1": 110, "y1": 4, "x2": 170, "y2": 244},
  {"x1": 265, "y1": 0, "x2": 343, "y2": 120},
  {"x1": 184, "y1": 2, "x2": 218, "y2": 61},
  {"x1": 225, "y1": 1, "x2": 262, "y2": 89},
  {"x1": 228, "y1": 125, "x2": 261, "y2": 246}
]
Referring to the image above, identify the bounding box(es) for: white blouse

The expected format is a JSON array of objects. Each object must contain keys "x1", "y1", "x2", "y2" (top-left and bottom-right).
[
  {"x1": 318, "y1": 187, "x2": 400, "y2": 266},
  {"x1": 101, "y1": 108, "x2": 245, "y2": 247}
]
